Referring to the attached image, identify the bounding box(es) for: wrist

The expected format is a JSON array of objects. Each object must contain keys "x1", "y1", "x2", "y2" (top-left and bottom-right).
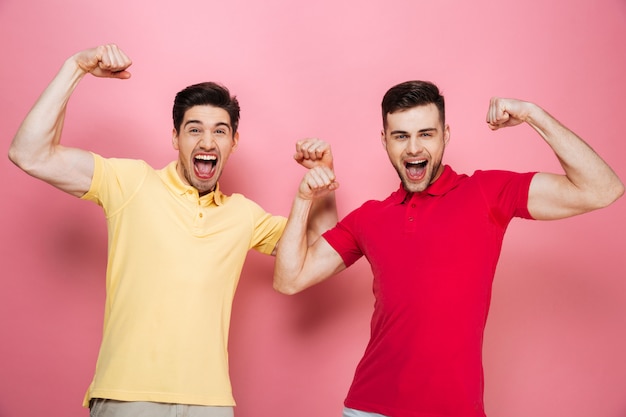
[
  {"x1": 295, "y1": 192, "x2": 316, "y2": 204},
  {"x1": 522, "y1": 102, "x2": 544, "y2": 125}
]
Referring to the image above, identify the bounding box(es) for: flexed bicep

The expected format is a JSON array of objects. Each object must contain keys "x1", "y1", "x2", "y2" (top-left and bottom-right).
[
  {"x1": 9, "y1": 44, "x2": 133, "y2": 197},
  {"x1": 528, "y1": 172, "x2": 590, "y2": 220}
]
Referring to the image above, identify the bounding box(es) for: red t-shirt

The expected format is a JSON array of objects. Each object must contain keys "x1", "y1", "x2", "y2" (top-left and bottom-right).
[{"x1": 323, "y1": 166, "x2": 535, "y2": 417}]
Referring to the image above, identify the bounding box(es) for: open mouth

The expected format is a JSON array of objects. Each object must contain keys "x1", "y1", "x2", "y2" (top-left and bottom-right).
[
  {"x1": 194, "y1": 154, "x2": 217, "y2": 179},
  {"x1": 405, "y1": 159, "x2": 428, "y2": 180}
]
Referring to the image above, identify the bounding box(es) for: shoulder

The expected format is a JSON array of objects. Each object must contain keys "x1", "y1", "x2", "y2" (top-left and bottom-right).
[
  {"x1": 220, "y1": 192, "x2": 279, "y2": 217},
  {"x1": 220, "y1": 192, "x2": 254, "y2": 207},
  {"x1": 348, "y1": 198, "x2": 386, "y2": 215},
  {"x1": 95, "y1": 154, "x2": 152, "y2": 175},
  {"x1": 470, "y1": 169, "x2": 532, "y2": 178},
  {"x1": 468, "y1": 169, "x2": 536, "y2": 221},
  {"x1": 469, "y1": 169, "x2": 536, "y2": 189},
  {"x1": 84, "y1": 156, "x2": 155, "y2": 207}
]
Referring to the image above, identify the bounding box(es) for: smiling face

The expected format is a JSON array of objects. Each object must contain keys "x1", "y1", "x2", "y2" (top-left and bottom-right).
[
  {"x1": 382, "y1": 103, "x2": 450, "y2": 193},
  {"x1": 172, "y1": 105, "x2": 239, "y2": 195}
]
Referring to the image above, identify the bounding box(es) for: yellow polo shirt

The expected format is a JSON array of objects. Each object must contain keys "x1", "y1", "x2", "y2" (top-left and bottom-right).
[{"x1": 81, "y1": 154, "x2": 286, "y2": 407}]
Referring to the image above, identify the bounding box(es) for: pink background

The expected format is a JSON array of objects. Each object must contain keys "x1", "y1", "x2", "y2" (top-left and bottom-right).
[{"x1": 1, "y1": 0, "x2": 625, "y2": 416}]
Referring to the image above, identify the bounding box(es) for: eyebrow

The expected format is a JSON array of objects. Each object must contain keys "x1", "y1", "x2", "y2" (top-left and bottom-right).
[
  {"x1": 183, "y1": 120, "x2": 232, "y2": 130},
  {"x1": 389, "y1": 127, "x2": 437, "y2": 135}
]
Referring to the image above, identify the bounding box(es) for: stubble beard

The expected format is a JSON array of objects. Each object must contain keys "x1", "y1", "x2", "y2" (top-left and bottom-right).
[
  {"x1": 182, "y1": 162, "x2": 218, "y2": 196},
  {"x1": 397, "y1": 160, "x2": 441, "y2": 194}
]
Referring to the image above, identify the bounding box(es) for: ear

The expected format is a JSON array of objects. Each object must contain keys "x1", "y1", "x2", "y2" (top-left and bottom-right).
[
  {"x1": 232, "y1": 131, "x2": 240, "y2": 151},
  {"x1": 443, "y1": 124, "x2": 451, "y2": 146},
  {"x1": 172, "y1": 128, "x2": 180, "y2": 150},
  {"x1": 380, "y1": 129, "x2": 387, "y2": 149}
]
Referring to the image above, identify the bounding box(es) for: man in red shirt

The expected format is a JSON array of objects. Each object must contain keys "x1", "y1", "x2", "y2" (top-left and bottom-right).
[{"x1": 276, "y1": 81, "x2": 624, "y2": 417}]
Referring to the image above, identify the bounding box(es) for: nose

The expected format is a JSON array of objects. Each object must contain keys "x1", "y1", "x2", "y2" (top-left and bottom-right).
[
  {"x1": 406, "y1": 136, "x2": 423, "y2": 155},
  {"x1": 198, "y1": 134, "x2": 216, "y2": 150}
]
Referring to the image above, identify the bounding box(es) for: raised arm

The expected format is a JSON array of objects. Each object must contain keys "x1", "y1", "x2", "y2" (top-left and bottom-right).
[
  {"x1": 486, "y1": 98, "x2": 624, "y2": 220},
  {"x1": 292, "y1": 138, "x2": 339, "y2": 244},
  {"x1": 8, "y1": 44, "x2": 132, "y2": 197},
  {"x1": 273, "y1": 141, "x2": 345, "y2": 295}
]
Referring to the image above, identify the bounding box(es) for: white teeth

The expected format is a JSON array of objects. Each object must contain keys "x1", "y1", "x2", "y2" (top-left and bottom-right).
[
  {"x1": 407, "y1": 160, "x2": 426, "y2": 165},
  {"x1": 195, "y1": 155, "x2": 217, "y2": 161}
]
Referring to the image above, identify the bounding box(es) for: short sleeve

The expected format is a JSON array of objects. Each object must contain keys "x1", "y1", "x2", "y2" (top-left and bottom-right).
[{"x1": 323, "y1": 207, "x2": 365, "y2": 267}]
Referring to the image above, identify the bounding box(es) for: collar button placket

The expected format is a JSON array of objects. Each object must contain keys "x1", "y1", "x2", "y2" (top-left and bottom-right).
[{"x1": 405, "y1": 194, "x2": 419, "y2": 233}]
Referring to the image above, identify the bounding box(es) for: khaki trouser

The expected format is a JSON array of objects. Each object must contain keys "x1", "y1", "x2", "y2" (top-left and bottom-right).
[
  {"x1": 342, "y1": 407, "x2": 388, "y2": 417},
  {"x1": 89, "y1": 399, "x2": 234, "y2": 417}
]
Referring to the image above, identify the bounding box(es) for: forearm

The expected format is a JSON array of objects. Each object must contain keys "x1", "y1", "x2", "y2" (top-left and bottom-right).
[
  {"x1": 525, "y1": 104, "x2": 624, "y2": 209},
  {"x1": 306, "y1": 192, "x2": 337, "y2": 243},
  {"x1": 277, "y1": 147, "x2": 341, "y2": 292},
  {"x1": 9, "y1": 56, "x2": 87, "y2": 171},
  {"x1": 274, "y1": 196, "x2": 314, "y2": 294}
]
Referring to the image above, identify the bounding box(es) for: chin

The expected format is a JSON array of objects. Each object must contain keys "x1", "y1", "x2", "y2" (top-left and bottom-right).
[
  {"x1": 192, "y1": 179, "x2": 216, "y2": 194},
  {"x1": 402, "y1": 180, "x2": 428, "y2": 193}
]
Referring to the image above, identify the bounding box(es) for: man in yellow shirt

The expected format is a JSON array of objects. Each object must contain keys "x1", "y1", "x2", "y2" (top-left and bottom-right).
[{"x1": 9, "y1": 44, "x2": 336, "y2": 417}]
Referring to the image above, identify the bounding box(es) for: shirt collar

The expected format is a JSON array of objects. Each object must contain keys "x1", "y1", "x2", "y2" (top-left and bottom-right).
[
  {"x1": 390, "y1": 165, "x2": 464, "y2": 204},
  {"x1": 162, "y1": 161, "x2": 225, "y2": 206}
]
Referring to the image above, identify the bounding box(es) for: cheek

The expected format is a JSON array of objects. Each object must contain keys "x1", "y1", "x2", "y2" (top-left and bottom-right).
[
  {"x1": 220, "y1": 150, "x2": 233, "y2": 164},
  {"x1": 218, "y1": 141, "x2": 235, "y2": 159},
  {"x1": 178, "y1": 137, "x2": 195, "y2": 153},
  {"x1": 427, "y1": 142, "x2": 445, "y2": 157},
  {"x1": 174, "y1": 134, "x2": 193, "y2": 152},
  {"x1": 388, "y1": 145, "x2": 405, "y2": 159}
]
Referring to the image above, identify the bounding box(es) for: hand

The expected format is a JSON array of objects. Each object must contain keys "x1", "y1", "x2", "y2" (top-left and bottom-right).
[
  {"x1": 298, "y1": 166, "x2": 339, "y2": 200},
  {"x1": 73, "y1": 44, "x2": 132, "y2": 80},
  {"x1": 486, "y1": 97, "x2": 534, "y2": 131},
  {"x1": 294, "y1": 138, "x2": 334, "y2": 170}
]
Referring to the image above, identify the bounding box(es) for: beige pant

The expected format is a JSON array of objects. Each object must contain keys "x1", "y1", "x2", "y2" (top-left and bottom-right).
[
  {"x1": 89, "y1": 399, "x2": 234, "y2": 417},
  {"x1": 342, "y1": 407, "x2": 388, "y2": 417}
]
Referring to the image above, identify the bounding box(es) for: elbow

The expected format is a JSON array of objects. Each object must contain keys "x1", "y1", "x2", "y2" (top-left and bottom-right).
[
  {"x1": 8, "y1": 145, "x2": 21, "y2": 167},
  {"x1": 274, "y1": 286, "x2": 300, "y2": 296},
  {"x1": 614, "y1": 180, "x2": 625, "y2": 202},
  {"x1": 273, "y1": 276, "x2": 305, "y2": 296},
  {"x1": 8, "y1": 145, "x2": 36, "y2": 174},
  {"x1": 597, "y1": 179, "x2": 625, "y2": 209},
  {"x1": 273, "y1": 283, "x2": 300, "y2": 296},
  {"x1": 580, "y1": 185, "x2": 624, "y2": 214}
]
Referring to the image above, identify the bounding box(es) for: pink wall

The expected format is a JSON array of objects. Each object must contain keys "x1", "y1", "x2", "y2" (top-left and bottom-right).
[{"x1": 1, "y1": 0, "x2": 625, "y2": 416}]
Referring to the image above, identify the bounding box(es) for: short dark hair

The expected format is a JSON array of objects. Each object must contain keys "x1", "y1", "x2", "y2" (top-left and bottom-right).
[
  {"x1": 173, "y1": 82, "x2": 240, "y2": 135},
  {"x1": 381, "y1": 80, "x2": 445, "y2": 129}
]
